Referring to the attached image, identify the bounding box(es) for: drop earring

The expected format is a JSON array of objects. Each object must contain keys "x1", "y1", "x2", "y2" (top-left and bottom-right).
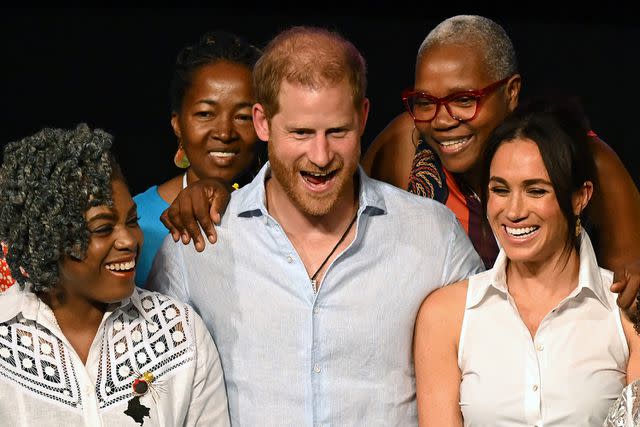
[
  {"x1": 575, "y1": 216, "x2": 582, "y2": 237},
  {"x1": 173, "y1": 139, "x2": 190, "y2": 169}
]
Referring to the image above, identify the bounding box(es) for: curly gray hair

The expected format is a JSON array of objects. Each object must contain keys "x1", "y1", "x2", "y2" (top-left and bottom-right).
[{"x1": 0, "y1": 123, "x2": 120, "y2": 292}]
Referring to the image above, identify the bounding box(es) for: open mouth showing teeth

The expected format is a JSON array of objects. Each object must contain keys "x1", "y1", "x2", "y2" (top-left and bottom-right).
[
  {"x1": 105, "y1": 260, "x2": 136, "y2": 272},
  {"x1": 505, "y1": 226, "x2": 539, "y2": 238},
  {"x1": 209, "y1": 152, "x2": 236, "y2": 157},
  {"x1": 301, "y1": 170, "x2": 337, "y2": 185},
  {"x1": 439, "y1": 136, "x2": 471, "y2": 151}
]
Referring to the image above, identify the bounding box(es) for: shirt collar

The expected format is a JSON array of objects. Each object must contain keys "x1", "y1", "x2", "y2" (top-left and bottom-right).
[
  {"x1": 466, "y1": 230, "x2": 610, "y2": 310},
  {"x1": 0, "y1": 283, "x2": 39, "y2": 323},
  {"x1": 0, "y1": 285, "x2": 153, "y2": 324},
  {"x1": 236, "y1": 162, "x2": 388, "y2": 219}
]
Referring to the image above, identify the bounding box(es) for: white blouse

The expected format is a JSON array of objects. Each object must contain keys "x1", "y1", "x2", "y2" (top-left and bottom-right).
[
  {"x1": 458, "y1": 231, "x2": 628, "y2": 426},
  {"x1": 0, "y1": 285, "x2": 230, "y2": 426}
]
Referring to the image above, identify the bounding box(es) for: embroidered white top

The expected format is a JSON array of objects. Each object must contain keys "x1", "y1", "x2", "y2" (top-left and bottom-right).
[
  {"x1": 0, "y1": 285, "x2": 230, "y2": 426},
  {"x1": 458, "y1": 231, "x2": 628, "y2": 426}
]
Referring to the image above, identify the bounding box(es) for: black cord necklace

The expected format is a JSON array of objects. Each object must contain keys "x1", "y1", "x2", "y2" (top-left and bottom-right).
[{"x1": 309, "y1": 211, "x2": 358, "y2": 294}]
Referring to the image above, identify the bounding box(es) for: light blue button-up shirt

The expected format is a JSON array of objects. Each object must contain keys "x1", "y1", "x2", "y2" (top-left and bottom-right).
[{"x1": 149, "y1": 163, "x2": 484, "y2": 426}]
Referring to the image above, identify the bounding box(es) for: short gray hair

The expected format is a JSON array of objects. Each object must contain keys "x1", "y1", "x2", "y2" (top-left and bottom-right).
[{"x1": 417, "y1": 15, "x2": 518, "y2": 80}]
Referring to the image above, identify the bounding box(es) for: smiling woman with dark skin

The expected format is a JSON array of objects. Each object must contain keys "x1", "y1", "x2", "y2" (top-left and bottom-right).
[
  {"x1": 133, "y1": 30, "x2": 264, "y2": 287},
  {"x1": 0, "y1": 124, "x2": 229, "y2": 426}
]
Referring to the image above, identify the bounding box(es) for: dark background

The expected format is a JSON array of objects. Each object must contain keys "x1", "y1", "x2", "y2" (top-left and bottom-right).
[{"x1": 3, "y1": 7, "x2": 638, "y2": 195}]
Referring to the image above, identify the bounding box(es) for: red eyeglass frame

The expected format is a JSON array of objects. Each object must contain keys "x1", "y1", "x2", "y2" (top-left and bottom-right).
[{"x1": 402, "y1": 76, "x2": 513, "y2": 123}]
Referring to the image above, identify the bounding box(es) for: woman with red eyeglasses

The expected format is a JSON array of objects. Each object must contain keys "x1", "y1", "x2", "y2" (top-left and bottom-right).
[{"x1": 362, "y1": 14, "x2": 640, "y2": 307}]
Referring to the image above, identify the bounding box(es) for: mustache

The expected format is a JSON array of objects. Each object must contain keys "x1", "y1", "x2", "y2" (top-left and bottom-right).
[{"x1": 297, "y1": 158, "x2": 344, "y2": 174}]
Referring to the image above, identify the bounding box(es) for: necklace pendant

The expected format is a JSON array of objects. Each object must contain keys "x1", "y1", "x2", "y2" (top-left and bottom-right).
[{"x1": 310, "y1": 278, "x2": 317, "y2": 294}]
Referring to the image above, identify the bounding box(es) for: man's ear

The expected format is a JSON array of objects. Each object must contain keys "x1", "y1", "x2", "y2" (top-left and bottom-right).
[
  {"x1": 253, "y1": 103, "x2": 270, "y2": 141},
  {"x1": 358, "y1": 98, "x2": 370, "y2": 137}
]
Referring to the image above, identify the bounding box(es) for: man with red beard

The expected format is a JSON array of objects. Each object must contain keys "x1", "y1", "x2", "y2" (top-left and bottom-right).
[{"x1": 149, "y1": 26, "x2": 484, "y2": 425}]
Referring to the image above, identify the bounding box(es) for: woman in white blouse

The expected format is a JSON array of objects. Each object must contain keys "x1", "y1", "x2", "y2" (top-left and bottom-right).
[
  {"x1": 0, "y1": 124, "x2": 230, "y2": 426},
  {"x1": 413, "y1": 97, "x2": 640, "y2": 426}
]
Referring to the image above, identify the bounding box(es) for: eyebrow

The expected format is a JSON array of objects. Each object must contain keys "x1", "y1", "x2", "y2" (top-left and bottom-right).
[
  {"x1": 86, "y1": 203, "x2": 137, "y2": 223},
  {"x1": 489, "y1": 176, "x2": 553, "y2": 186},
  {"x1": 415, "y1": 86, "x2": 477, "y2": 96},
  {"x1": 196, "y1": 99, "x2": 254, "y2": 109}
]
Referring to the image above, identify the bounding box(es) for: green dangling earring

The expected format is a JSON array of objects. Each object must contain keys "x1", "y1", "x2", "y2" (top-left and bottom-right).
[{"x1": 173, "y1": 139, "x2": 190, "y2": 169}]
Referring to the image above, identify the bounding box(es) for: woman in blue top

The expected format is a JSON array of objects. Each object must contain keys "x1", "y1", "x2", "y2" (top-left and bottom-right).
[{"x1": 134, "y1": 30, "x2": 265, "y2": 286}]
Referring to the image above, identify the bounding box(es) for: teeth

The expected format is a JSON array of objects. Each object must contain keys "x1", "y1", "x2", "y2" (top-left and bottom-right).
[
  {"x1": 440, "y1": 137, "x2": 470, "y2": 147},
  {"x1": 105, "y1": 260, "x2": 136, "y2": 271},
  {"x1": 307, "y1": 171, "x2": 330, "y2": 177},
  {"x1": 209, "y1": 152, "x2": 235, "y2": 157},
  {"x1": 505, "y1": 226, "x2": 539, "y2": 237}
]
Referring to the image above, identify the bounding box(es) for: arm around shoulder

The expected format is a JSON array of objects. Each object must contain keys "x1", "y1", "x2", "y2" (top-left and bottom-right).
[
  {"x1": 361, "y1": 112, "x2": 417, "y2": 188},
  {"x1": 414, "y1": 280, "x2": 468, "y2": 427},
  {"x1": 589, "y1": 137, "x2": 640, "y2": 270}
]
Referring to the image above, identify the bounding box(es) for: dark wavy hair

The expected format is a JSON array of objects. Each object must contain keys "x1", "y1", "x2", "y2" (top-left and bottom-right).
[
  {"x1": 0, "y1": 123, "x2": 121, "y2": 292},
  {"x1": 169, "y1": 30, "x2": 263, "y2": 113},
  {"x1": 480, "y1": 94, "x2": 597, "y2": 256}
]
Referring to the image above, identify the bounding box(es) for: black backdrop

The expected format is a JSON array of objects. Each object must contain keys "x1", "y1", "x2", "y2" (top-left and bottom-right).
[{"x1": 3, "y1": 7, "x2": 638, "y2": 195}]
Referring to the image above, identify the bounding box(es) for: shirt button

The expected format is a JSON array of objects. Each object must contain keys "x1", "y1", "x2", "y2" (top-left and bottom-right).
[
  {"x1": 313, "y1": 363, "x2": 321, "y2": 373},
  {"x1": 313, "y1": 307, "x2": 320, "y2": 314},
  {"x1": 532, "y1": 385, "x2": 539, "y2": 392},
  {"x1": 536, "y1": 344, "x2": 544, "y2": 351},
  {"x1": 286, "y1": 255, "x2": 293, "y2": 263}
]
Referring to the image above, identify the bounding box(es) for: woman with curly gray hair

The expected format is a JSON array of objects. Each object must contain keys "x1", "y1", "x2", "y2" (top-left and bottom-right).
[{"x1": 0, "y1": 124, "x2": 230, "y2": 426}]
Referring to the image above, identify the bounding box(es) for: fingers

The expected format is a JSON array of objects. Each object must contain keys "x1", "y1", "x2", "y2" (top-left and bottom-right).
[
  {"x1": 161, "y1": 178, "x2": 231, "y2": 252},
  {"x1": 205, "y1": 183, "x2": 231, "y2": 244},
  {"x1": 177, "y1": 190, "x2": 205, "y2": 252},
  {"x1": 192, "y1": 190, "x2": 216, "y2": 247},
  {"x1": 161, "y1": 204, "x2": 182, "y2": 243},
  {"x1": 613, "y1": 269, "x2": 640, "y2": 311}
]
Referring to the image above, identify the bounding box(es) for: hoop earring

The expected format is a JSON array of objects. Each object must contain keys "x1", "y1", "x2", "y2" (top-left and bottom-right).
[
  {"x1": 173, "y1": 139, "x2": 190, "y2": 169},
  {"x1": 411, "y1": 125, "x2": 424, "y2": 148}
]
